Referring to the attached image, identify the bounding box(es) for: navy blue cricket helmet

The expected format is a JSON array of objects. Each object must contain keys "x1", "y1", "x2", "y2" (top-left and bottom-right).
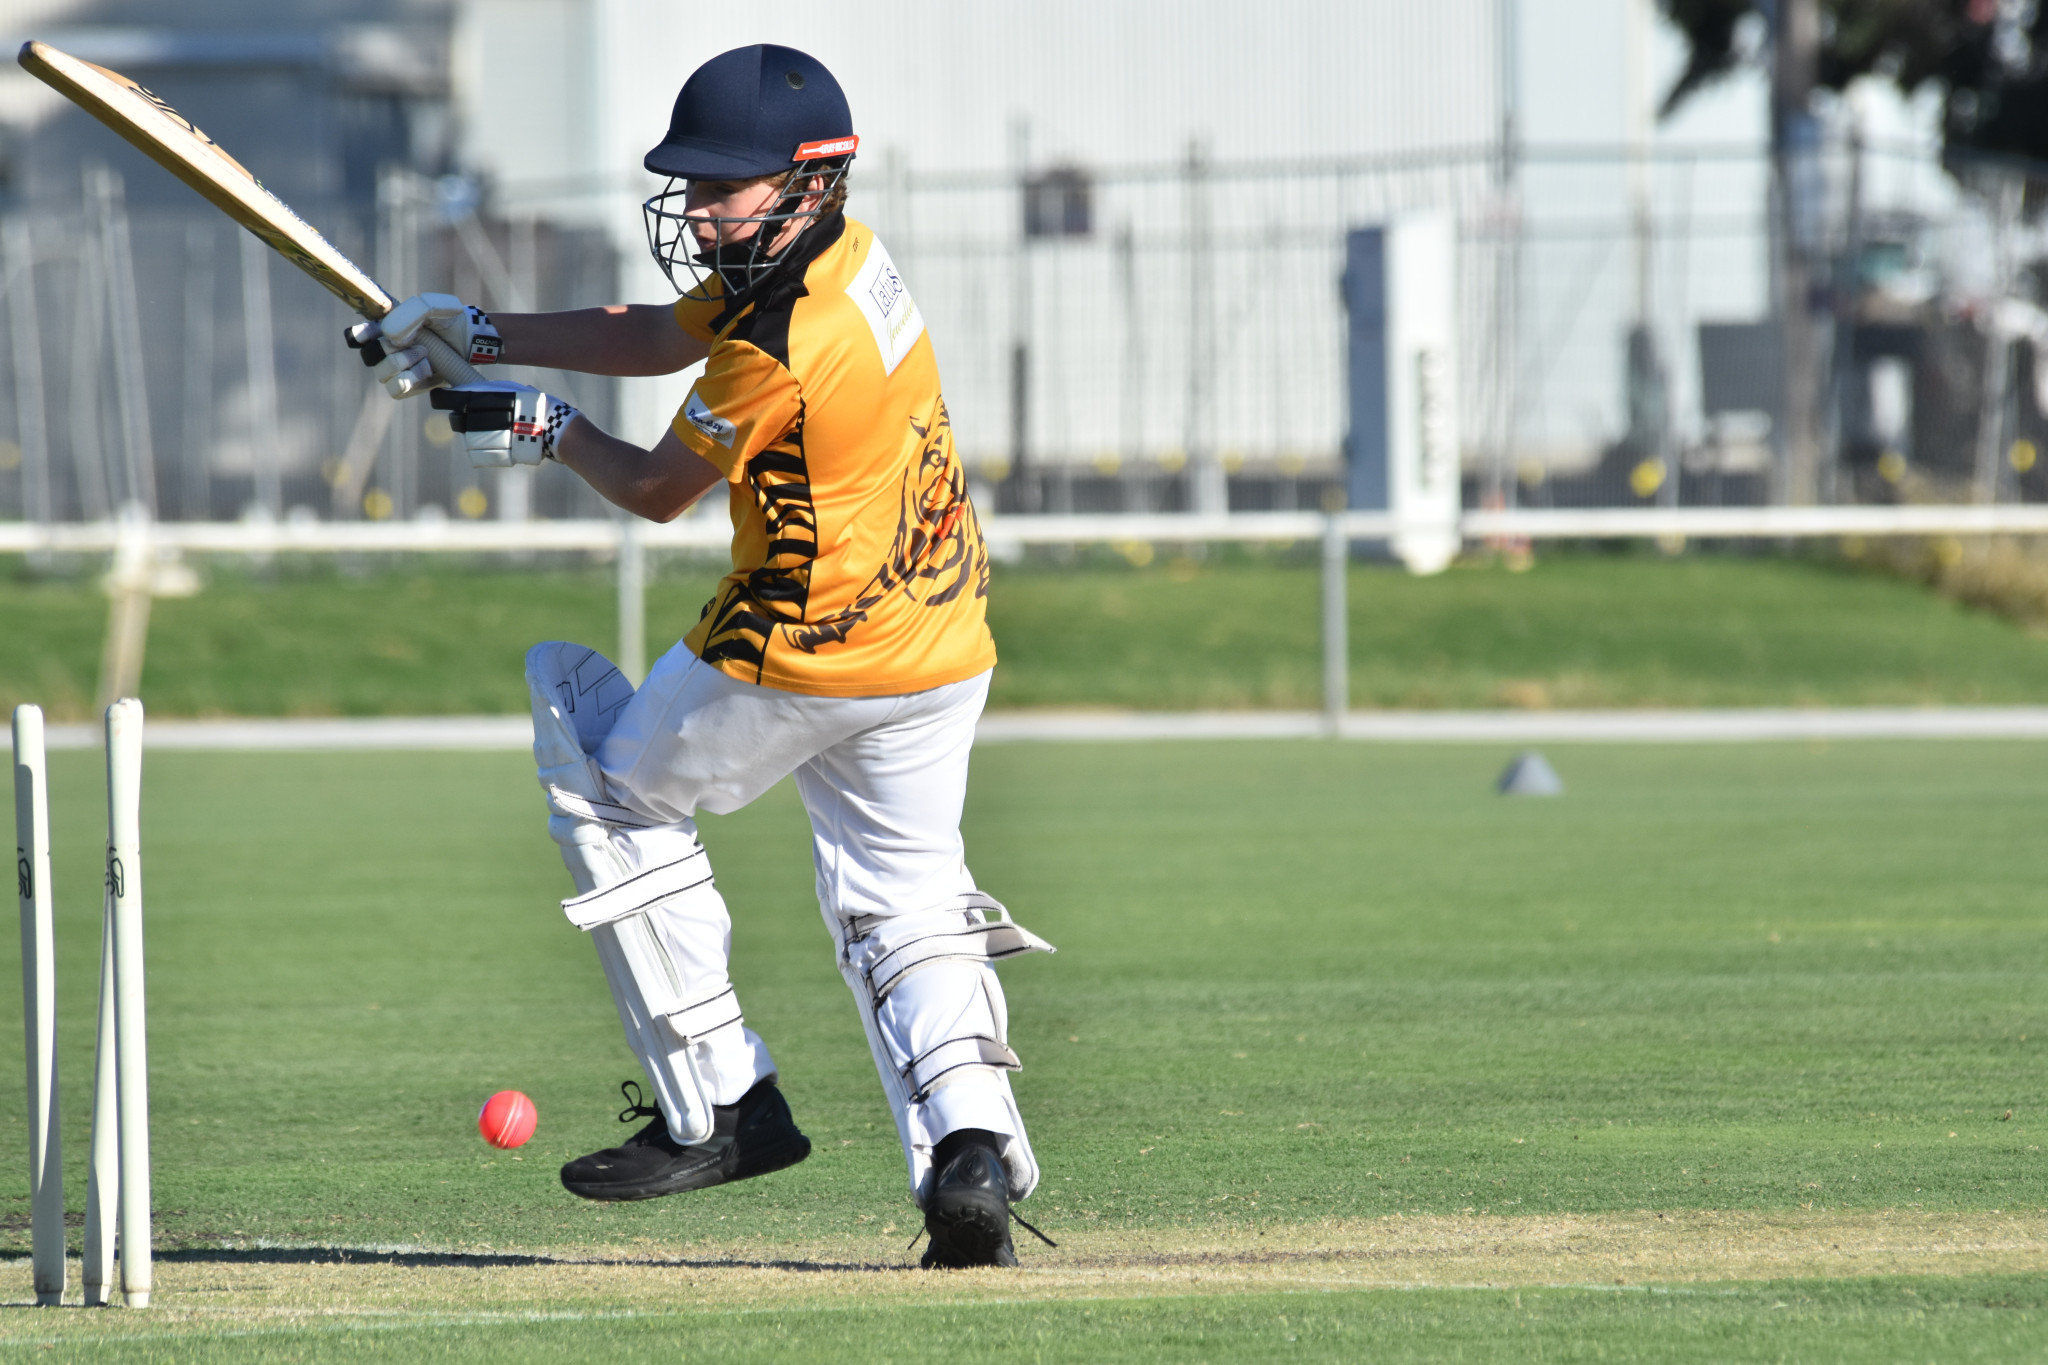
[
  {"x1": 645, "y1": 44, "x2": 857, "y2": 180},
  {"x1": 641, "y1": 44, "x2": 858, "y2": 299}
]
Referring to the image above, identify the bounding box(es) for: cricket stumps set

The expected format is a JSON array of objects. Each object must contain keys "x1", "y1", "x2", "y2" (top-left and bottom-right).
[{"x1": 13, "y1": 700, "x2": 153, "y2": 1309}]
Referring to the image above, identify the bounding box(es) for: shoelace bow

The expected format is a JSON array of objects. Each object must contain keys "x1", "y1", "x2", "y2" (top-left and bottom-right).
[{"x1": 616, "y1": 1080, "x2": 661, "y2": 1125}]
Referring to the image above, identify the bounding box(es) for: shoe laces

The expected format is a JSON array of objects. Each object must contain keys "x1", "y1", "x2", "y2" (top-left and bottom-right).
[
  {"x1": 907, "y1": 1207, "x2": 1057, "y2": 1252},
  {"x1": 1009, "y1": 1207, "x2": 1057, "y2": 1248},
  {"x1": 616, "y1": 1080, "x2": 661, "y2": 1125}
]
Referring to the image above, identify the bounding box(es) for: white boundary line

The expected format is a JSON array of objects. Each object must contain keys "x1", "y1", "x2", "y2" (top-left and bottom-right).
[
  {"x1": 982, "y1": 708, "x2": 2048, "y2": 742},
  {"x1": 41, "y1": 717, "x2": 533, "y2": 751},
  {"x1": 11, "y1": 504, "x2": 2048, "y2": 555},
  {"x1": 1338, "y1": 707, "x2": 2048, "y2": 743},
  {"x1": 32, "y1": 707, "x2": 2048, "y2": 751}
]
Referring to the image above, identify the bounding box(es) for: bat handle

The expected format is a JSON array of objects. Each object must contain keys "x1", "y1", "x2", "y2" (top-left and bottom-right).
[{"x1": 419, "y1": 331, "x2": 486, "y2": 387}]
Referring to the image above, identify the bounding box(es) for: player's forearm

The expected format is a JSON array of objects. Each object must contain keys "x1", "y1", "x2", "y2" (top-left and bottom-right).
[
  {"x1": 492, "y1": 305, "x2": 708, "y2": 377},
  {"x1": 554, "y1": 419, "x2": 724, "y2": 523}
]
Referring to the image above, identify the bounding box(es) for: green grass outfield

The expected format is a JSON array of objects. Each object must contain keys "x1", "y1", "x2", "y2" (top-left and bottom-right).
[
  {"x1": 0, "y1": 739, "x2": 2042, "y2": 1359},
  {"x1": 7, "y1": 549, "x2": 2048, "y2": 718}
]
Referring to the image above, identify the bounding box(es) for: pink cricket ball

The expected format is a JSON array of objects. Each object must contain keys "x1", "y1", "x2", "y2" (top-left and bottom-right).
[{"x1": 477, "y1": 1090, "x2": 538, "y2": 1149}]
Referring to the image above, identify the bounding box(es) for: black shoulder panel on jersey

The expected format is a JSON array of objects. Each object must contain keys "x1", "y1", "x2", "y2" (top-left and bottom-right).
[
  {"x1": 727, "y1": 286, "x2": 801, "y2": 369},
  {"x1": 714, "y1": 211, "x2": 848, "y2": 364}
]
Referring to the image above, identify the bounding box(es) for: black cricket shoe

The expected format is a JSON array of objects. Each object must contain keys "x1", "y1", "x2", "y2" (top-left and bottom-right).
[
  {"x1": 918, "y1": 1128, "x2": 1056, "y2": 1269},
  {"x1": 560, "y1": 1078, "x2": 810, "y2": 1202}
]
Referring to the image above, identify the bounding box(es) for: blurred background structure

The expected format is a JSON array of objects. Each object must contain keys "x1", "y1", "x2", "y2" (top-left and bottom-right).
[{"x1": 0, "y1": 0, "x2": 2044, "y2": 530}]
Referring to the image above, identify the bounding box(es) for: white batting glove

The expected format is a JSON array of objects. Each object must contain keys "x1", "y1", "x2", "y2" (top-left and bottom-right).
[
  {"x1": 382, "y1": 292, "x2": 503, "y2": 365},
  {"x1": 343, "y1": 292, "x2": 502, "y2": 399},
  {"x1": 429, "y1": 382, "x2": 580, "y2": 467}
]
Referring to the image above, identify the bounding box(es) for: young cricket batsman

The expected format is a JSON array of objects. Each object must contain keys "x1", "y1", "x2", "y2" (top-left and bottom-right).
[{"x1": 345, "y1": 43, "x2": 1053, "y2": 1269}]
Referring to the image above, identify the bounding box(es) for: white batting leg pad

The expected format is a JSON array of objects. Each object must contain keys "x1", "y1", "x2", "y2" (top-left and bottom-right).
[
  {"x1": 528, "y1": 641, "x2": 635, "y2": 764},
  {"x1": 529, "y1": 640, "x2": 767, "y2": 1144},
  {"x1": 528, "y1": 641, "x2": 644, "y2": 895},
  {"x1": 835, "y1": 897, "x2": 1055, "y2": 1205},
  {"x1": 589, "y1": 900, "x2": 762, "y2": 1144}
]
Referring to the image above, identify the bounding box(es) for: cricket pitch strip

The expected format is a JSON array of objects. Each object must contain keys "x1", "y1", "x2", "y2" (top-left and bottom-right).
[{"x1": 0, "y1": 1208, "x2": 2040, "y2": 1344}]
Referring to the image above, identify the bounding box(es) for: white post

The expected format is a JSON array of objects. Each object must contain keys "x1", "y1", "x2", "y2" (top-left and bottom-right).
[
  {"x1": 4, "y1": 221, "x2": 54, "y2": 536},
  {"x1": 96, "y1": 504, "x2": 154, "y2": 711},
  {"x1": 617, "y1": 520, "x2": 647, "y2": 685},
  {"x1": 82, "y1": 892, "x2": 118, "y2": 1306},
  {"x1": 1183, "y1": 139, "x2": 1225, "y2": 516},
  {"x1": 69, "y1": 174, "x2": 113, "y2": 522},
  {"x1": 12, "y1": 706, "x2": 64, "y2": 1306},
  {"x1": 105, "y1": 699, "x2": 151, "y2": 1308},
  {"x1": 1321, "y1": 512, "x2": 1349, "y2": 736},
  {"x1": 181, "y1": 221, "x2": 216, "y2": 522},
  {"x1": 90, "y1": 168, "x2": 158, "y2": 516},
  {"x1": 238, "y1": 231, "x2": 282, "y2": 520},
  {"x1": 1383, "y1": 214, "x2": 1463, "y2": 574}
]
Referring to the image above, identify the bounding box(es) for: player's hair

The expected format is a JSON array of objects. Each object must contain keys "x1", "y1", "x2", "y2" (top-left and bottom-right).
[{"x1": 757, "y1": 166, "x2": 850, "y2": 218}]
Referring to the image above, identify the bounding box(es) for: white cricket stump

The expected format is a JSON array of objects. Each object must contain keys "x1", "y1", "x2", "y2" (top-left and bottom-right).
[
  {"x1": 12, "y1": 705, "x2": 65, "y2": 1306},
  {"x1": 82, "y1": 883, "x2": 119, "y2": 1305},
  {"x1": 83, "y1": 700, "x2": 152, "y2": 1309},
  {"x1": 107, "y1": 700, "x2": 151, "y2": 1307}
]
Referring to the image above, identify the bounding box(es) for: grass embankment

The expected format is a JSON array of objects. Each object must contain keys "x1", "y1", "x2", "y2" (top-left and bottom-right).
[
  {"x1": 0, "y1": 740, "x2": 2041, "y2": 1356},
  {"x1": 5, "y1": 549, "x2": 2048, "y2": 718}
]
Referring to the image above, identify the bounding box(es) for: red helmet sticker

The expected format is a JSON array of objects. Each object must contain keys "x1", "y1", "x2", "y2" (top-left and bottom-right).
[{"x1": 794, "y1": 135, "x2": 859, "y2": 161}]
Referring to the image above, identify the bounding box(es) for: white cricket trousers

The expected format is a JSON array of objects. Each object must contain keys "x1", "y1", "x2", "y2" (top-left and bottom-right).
[{"x1": 594, "y1": 643, "x2": 1035, "y2": 1201}]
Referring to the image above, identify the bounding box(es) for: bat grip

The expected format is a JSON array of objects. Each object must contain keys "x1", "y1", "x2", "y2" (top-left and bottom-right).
[{"x1": 419, "y1": 331, "x2": 486, "y2": 386}]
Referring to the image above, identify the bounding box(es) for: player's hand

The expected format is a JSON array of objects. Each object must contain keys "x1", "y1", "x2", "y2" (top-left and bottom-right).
[
  {"x1": 430, "y1": 382, "x2": 581, "y2": 467},
  {"x1": 343, "y1": 292, "x2": 502, "y2": 399},
  {"x1": 383, "y1": 292, "x2": 503, "y2": 366},
  {"x1": 344, "y1": 317, "x2": 435, "y2": 397}
]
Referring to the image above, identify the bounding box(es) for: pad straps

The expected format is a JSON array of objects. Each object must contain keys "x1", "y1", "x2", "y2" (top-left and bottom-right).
[
  {"x1": 562, "y1": 848, "x2": 715, "y2": 931},
  {"x1": 546, "y1": 783, "x2": 660, "y2": 830},
  {"x1": 847, "y1": 897, "x2": 1057, "y2": 1004},
  {"x1": 903, "y1": 1034, "x2": 1023, "y2": 1098}
]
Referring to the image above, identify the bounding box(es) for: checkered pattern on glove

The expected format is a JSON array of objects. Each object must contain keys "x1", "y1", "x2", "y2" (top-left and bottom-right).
[{"x1": 429, "y1": 382, "x2": 582, "y2": 467}]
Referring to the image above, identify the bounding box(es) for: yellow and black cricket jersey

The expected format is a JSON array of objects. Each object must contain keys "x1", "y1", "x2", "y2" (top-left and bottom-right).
[{"x1": 669, "y1": 214, "x2": 994, "y2": 698}]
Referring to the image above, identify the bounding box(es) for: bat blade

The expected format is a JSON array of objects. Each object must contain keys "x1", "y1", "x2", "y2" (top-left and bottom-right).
[{"x1": 17, "y1": 40, "x2": 399, "y2": 321}]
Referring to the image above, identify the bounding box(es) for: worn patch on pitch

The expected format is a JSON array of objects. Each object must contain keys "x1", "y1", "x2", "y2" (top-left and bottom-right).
[{"x1": 0, "y1": 1208, "x2": 2041, "y2": 1343}]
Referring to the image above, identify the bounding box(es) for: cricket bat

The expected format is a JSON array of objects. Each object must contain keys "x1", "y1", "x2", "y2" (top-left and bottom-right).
[{"x1": 18, "y1": 39, "x2": 483, "y2": 385}]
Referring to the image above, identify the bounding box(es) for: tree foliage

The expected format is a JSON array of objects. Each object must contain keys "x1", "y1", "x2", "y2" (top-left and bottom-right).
[{"x1": 1659, "y1": 0, "x2": 2048, "y2": 163}]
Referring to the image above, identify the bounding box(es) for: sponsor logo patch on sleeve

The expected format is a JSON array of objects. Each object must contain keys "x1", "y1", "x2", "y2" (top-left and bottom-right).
[
  {"x1": 682, "y1": 389, "x2": 736, "y2": 447},
  {"x1": 845, "y1": 240, "x2": 925, "y2": 377}
]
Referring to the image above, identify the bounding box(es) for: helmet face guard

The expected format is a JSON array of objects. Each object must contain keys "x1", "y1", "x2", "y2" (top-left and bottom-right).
[{"x1": 643, "y1": 157, "x2": 853, "y2": 302}]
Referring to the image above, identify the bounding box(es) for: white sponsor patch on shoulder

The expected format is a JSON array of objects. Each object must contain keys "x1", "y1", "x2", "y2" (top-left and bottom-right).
[
  {"x1": 845, "y1": 238, "x2": 925, "y2": 376},
  {"x1": 681, "y1": 389, "x2": 736, "y2": 447}
]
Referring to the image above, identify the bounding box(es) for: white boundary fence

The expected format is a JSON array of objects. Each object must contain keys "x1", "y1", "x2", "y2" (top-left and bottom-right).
[
  {"x1": 27, "y1": 707, "x2": 2048, "y2": 752},
  {"x1": 8, "y1": 504, "x2": 2048, "y2": 731}
]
